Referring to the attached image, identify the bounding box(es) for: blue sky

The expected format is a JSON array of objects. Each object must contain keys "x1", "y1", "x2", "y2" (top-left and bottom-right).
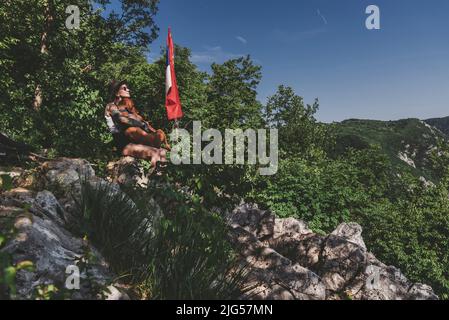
[{"x1": 105, "y1": 0, "x2": 449, "y2": 123}]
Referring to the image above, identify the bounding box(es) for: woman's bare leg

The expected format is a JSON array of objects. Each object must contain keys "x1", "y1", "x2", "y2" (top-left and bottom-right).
[{"x1": 122, "y1": 144, "x2": 167, "y2": 166}]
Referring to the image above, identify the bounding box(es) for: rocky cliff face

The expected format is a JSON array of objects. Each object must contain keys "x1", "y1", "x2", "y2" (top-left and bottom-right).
[
  {"x1": 228, "y1": 204, "x2": 438, "y2": 300},
  {"x1": 0, "y1": 157, "x2": 439, "y2": 300}
]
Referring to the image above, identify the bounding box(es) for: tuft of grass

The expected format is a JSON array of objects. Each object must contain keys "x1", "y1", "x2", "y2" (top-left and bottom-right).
[
  {"x1": 74, "y1": 181, "x2": 152, "y2": 278},
  {"x1": 74, "y1": 179, "x2": 249, "y2": 300}
]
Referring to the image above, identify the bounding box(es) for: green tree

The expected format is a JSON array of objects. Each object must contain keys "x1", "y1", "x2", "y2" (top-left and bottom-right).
[
  {"x1": 205, "y1": 55, "x2": 263, "y2": 130},
  {"x1": 264, "y1": 85, "x2": 329, "y2": 159}
]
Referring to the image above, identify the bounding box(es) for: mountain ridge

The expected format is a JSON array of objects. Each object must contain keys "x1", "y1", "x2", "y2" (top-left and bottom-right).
[{"x1": 330, "y1": 116, "x2": 449, "y2": 181}]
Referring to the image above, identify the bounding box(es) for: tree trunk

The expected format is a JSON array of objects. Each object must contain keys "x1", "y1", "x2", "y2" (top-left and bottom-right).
[{"x1": 32, "y1": 0, "x2": 53, "y2": 111}]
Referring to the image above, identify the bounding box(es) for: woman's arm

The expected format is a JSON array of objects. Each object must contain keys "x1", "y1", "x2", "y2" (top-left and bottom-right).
[
  {"x1": 128, "y1": 107, "x2": 157, "y2": 133},
  {"x1": 109, "y1": 105, "x2": 146, "y2": 128}
]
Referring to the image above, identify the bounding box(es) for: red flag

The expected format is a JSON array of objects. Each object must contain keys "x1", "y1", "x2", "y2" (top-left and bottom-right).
[{"x1": 165, "y1": 28, "x2": 183, "y2": 121}]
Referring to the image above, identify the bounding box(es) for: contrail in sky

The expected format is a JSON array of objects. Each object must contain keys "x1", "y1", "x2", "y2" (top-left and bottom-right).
[{"x1": 317, "y1": 9, "x2": 328, "y2": 25}]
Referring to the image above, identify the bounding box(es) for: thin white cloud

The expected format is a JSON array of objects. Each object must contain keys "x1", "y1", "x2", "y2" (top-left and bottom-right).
[
  {"x1": 191, "y1": 46, "x2": 244, "y2": 64},
  {"x1": 236, "y1": 36, "x2": 248, "y2": 44},
  {"x1": 317, "y1": 9, "x2": 328, "y2": 25}
]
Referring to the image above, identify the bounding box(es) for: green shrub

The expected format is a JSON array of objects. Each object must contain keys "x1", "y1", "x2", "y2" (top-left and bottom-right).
[{"x1": 250, "y1": 157, "x2": 367, "y2": 233}]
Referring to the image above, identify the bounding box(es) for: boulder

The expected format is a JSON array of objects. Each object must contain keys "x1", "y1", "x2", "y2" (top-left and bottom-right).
[
  {"x1": 273, "y1": 217, "x2": 313, "y2": 240},
  {"x1": 14, "y1": 158, "x2": 97, "y2": 212},
  {"x1": 331, "y1": 222, "x2": 367, "y2": 251},
  {"x1": 270, "y1": 233, "x2": 325, "y2": 270},
  {"x1": 343, "y1": 252, "x2": 439, "y2": 300},
  {"x1": 0, "y1": 202, "x2": 120, "y2": 299},
  {"x1": 319, "y1": 233, "x2": 367, "y2": 293},
  {"x1": 229, "y1": 225, "x2": 326, "y2": 300},
  {"x1": 35, "y1": 190, "x2": 66, "y2": 225},
  {"x1": 106, "y1": 156, "x2": 149, "y2": 188},
  {"x1": 228, "y1": 203, "x2": 275, "y2": 240},
  {"x1": 41, "y1": 158, "x2": 95, "y2": 191}
]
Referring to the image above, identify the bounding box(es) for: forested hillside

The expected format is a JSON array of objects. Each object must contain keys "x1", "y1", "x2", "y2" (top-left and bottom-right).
[{"x1": 332, "y1": 118, "x2": 447, "y2": 181}]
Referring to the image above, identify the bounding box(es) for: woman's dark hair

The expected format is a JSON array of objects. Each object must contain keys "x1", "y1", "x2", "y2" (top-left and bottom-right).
[
  {"x1": 117, "y1": 97, "x2": 137, "y2": 113},
  {"x1": 108, "y1": 79, "x2": 127, "y2": 102}
]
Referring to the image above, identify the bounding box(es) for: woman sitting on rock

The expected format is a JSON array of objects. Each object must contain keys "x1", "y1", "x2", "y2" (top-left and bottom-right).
[{"x1": 105, "y1": 80, "x2": 170, "y2": 166}]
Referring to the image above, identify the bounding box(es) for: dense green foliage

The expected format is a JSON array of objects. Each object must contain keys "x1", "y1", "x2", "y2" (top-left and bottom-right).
[
  {"x1": 360, "y1": 178, "x2": 449, "y2": 298},
  {"x1": 1, "y1": 0, "x2": 159, "y2": 160},
  {"x1": 2, "y1": 0, "x2": 449, "y2": 299}
]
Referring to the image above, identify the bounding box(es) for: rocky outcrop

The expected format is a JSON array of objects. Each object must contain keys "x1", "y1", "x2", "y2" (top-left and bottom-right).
[
  {"x1": 228, "y1": 203, "x2": 438, "y2": 300},
  {"x1": 1, "y1": 158, "x2": 128, "y2": 300},
  {"x1": 106, "y1": 156, "x2": 150, "y2": 188}
]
